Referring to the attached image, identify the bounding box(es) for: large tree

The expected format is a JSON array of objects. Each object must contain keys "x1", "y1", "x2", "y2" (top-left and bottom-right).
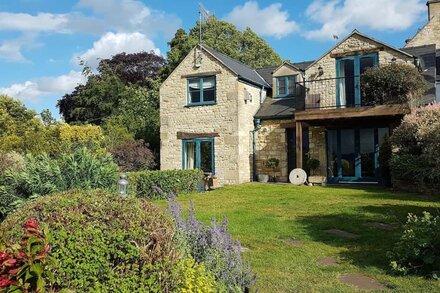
[{"x1": 162, "y1": 18, "x2": 282, "y2": 77}]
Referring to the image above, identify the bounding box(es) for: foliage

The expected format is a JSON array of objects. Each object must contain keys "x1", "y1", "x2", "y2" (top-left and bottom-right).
[
  {"x1": 128, "y1": 169, "x2": 204, "y2": 199},
  {"x1": 163, "y1": 18, "x2": 282, "y2": 77},
  {"x1": 173, "y1": 257, "x2": 216, "y2": 293},
  {"x1": 101, "y1": 116, "x2": 134, "y2": 148},
  {"x1": 109, "y1": 139, "x2": 155, "y2": 172},
  {"x1": 0, "y1": 190, "x2": 184, "y2": 292},
  {"x1": 98, "y1": 52, "x2": 165, "y2": 86},
  {"x1": 388, "y1": 212, "x2": 440, "y2": 278},
  {"x1": 0, "y1": 148, "x2": 118, "y2": 220},
  {"x1": 40, "y1": 109, "x2": 57, "y2": 126},
  {"x1": 0, "y1": 152, "x2": 24, "y2": 177},
  {"x1": 379, "y1": 136, "x2": 392, "y2": 187},
  {"x1": 57, "y1": 123, "x2": 106, "y2": 154},
  {"x1": 0, "y1": 219, "x2": 55, "y2": 292},
  {"x1": 361, "y1": 64, "x2": 427, "y2": 107},
  {"x1": 167, "y1": 195, "x2": 256, "y2": 292},
  {"x1": 390, "y1": 105, "x2": 440, "y2": 193},
  {"x1": 266, "y1": 158, "x2": 280, "y2": 170}
]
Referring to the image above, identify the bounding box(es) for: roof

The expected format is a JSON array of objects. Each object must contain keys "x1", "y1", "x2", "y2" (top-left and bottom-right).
[
  {"x1": 254, "y1": 97, "x2": 300, "y2": 120},
  {"x1": 402, "y1": 44, "x2": 437, "y2": 104},
  {"x1": 201, "y1": 45, "x2": 270, "y2": 88},
  {"x1": 306, "y1": 30, "x2": 413, "y2": 70},
  {"x1": 428, "y1": 0, "x2": 440, "y2": 4},
  {"x1": 256, "y1": 66, "x2": 277, "y2": 87},
  {"x1": 293, "y1": 60, "x2": 314, "y2": 71}
]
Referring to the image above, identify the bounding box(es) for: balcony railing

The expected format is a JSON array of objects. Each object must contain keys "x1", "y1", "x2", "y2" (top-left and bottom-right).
[{"x1": 292, "y1": 76, "x2": 379, "y2": 110}]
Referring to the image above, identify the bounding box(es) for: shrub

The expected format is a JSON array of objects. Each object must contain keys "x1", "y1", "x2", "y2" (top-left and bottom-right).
[
  {"x1": 57, "y1": 123, "x2": 106, "y2": 154},
  {"x1": 390, "y1": 105, "x2": 440, "y2": 193},
  {"x1": 109, "y1": 139, "x2": 156, "y2": 172},
  {"x1": 128, "y1": 169, "x2": 204, "y2": 199},
  {"x1": 0, "y1": 219, "x2": 55, "y2": 292},
  {"x1": 173, "y1": 257, "x2": 217, "y2": 292},
  {"x1": 0, "y1": 147, "x2": 118, "y2": 220},
  {"x1": 361, "y1": 63, "x2": 427, "y2": 107},
  {"x1": 388, "y1": 212, "x2": 440, "y2": 278},
  {"x1": 0, "y1": 190, "x2": 182, "y2": 292},
  {"x1": 0, "y1": 152, "x2": 25, "y2": 177},
  {"x1": 168, "y1": 195, "x2": 256, "y2": 292}
]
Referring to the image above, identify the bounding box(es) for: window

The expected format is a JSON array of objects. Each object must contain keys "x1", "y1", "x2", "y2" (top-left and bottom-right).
[
  {"x1": 276, "y1": 75, "x2": 298, "y2": 97},
  {"x1": 182, "y1": 138, "x2": 215, "y2": 174},
  {"x1": 187, "y1": 76, "x2": 216, "y2": 105}
]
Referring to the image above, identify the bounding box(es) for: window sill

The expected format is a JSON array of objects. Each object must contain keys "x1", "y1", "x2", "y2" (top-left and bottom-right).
[{"x1": 185, "y1": 102, "x2": 217, "y2": 107}]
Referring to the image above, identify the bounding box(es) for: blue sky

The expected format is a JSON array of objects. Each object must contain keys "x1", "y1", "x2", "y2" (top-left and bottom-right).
[{"x1": 0, "y1": 0, "x2": 429, "y2": 118}]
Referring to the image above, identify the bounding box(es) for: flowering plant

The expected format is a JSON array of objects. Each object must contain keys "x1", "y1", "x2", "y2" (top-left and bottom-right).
[{"x1": 0, "y1": 219, "x2": 54, "y2": 292}]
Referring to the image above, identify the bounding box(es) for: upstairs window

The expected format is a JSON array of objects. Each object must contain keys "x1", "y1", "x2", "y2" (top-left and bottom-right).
[
  {"x1": 276, "y1": 75, "x2": 298, "y2": 98},
  {"x1": 187, "y1": 76, "x2": 216, "y2": 105}
]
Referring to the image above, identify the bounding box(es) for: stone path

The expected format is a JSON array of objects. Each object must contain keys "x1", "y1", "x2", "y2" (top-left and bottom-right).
[
  {"x1": 338, "y1": 273, "x2": 388, "y2": 291},
  {"x1": 318, "y1": 256, "x2": 338, "y2": 266},
  {"x1": 325, "y1": 228, "x2": 359, "y2": 239},
  {"x1": 364, "y1": 222, "x2": 397, "y2": 231}
]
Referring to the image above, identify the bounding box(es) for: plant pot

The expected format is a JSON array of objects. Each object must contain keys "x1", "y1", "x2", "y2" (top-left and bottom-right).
[{"x1": 258, "y1": 174, "x2": 269, "y2": 183}]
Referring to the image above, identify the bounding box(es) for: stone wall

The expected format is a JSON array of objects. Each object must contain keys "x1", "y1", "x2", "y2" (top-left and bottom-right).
[
  {"x1": 308, "y1": 127, "x2": 327, "y2": 176},
  {"x1": 306, "y1": 33, "x2": 414, "y2": 108},
  {"x1": 255, "y1": 119, "x2": 293, "y2": 182},
  {"x1": 405, "y1": 16, "x2": 440, "y2": 48},
  {"x1": 160, "y1": 46, "x2": 265, "y2": 185}
]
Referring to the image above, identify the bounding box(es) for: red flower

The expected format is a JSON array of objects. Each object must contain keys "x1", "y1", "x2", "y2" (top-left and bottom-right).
[
  {"x1": 23, "y1": 219, "x2": 40, "y2": 231},
  {"x1": 0, "y1": 276, "x2": 15, "y2": 288},
  {"x1": 15, "y1": 252, "x2": 26, "y2": 259},
  {"x1": 7, "y1": 268, "x2": 19, "y2": 275},
  {"x1": 0, "y1": 250, "x2": 10, "y2": 262},
  {"x1": 3, "y1": 259, "x2": 18, "y2": 266}
]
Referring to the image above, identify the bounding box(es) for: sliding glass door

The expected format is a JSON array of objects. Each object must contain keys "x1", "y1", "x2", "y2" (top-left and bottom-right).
[{"x1": 327, "y1": 127, "x2": 389, "y2": 183}]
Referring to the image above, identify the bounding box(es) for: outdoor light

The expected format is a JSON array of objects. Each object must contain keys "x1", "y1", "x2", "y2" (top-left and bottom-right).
[
  {"x1": 317, "y1": 66, "x2": 324, "y2": 76},
  {"x1": 117, "y1": 173, "x2": 128, "y2": 196}
]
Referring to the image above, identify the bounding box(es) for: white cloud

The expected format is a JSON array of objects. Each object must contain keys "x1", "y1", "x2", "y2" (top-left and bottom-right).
[
  {"x1": 225, "y1": 1, "x2": 299, "y2": 38},
  {"x1": 0, "y1": 12, "x2": 69, "y2": 32},
  {"x1": 72, "y1": 32, "x2": 160, "y2": 68},
  {"x1": 305, "y1": 0, "x2": 425, "y2": 40},
  {"x1": 0, "y1": 34, "x2": 39, "y2": 63},
  {"x1": 0, "y1": 71, "x2": 86, "y2": 102}
]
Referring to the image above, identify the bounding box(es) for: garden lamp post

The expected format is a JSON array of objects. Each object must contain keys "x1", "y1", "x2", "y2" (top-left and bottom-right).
[{"x1": 117, "y1": 173, "x2": 128, "y2": 196}]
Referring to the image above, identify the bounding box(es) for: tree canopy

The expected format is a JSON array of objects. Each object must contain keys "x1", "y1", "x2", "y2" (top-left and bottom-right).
[{"x1": 162, "y1": 18, "x2": 282, "y2": 77}]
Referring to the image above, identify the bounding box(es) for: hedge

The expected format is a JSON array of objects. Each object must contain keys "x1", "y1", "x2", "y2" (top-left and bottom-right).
[{"x1": 127, "y1": 169, "x2": 204, "y2": 199}]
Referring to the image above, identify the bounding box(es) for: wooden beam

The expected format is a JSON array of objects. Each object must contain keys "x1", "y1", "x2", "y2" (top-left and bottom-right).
[
  {"x1": 295, "y1": 104, "x2": 410, "y2": 122},
  {"x1": 181, "y1": 70, "x2": 221, "y2": 78},
  {"x1": 330, "y1": 47, "x2": 384, "y2": 58},
  {"x1": 296, "y1": 121, "x2": 303, "y2": 169},
  {"x1": 177, "y1": 132, "x2": 220, "y2": 140}
]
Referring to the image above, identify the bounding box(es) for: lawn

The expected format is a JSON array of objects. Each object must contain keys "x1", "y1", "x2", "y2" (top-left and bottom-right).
[{"x1": 156, "y1": 183, "x2": 440, "y2": 292}]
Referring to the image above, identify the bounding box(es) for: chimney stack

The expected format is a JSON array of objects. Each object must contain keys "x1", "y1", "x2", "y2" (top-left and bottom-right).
[{"x1": 428, "y1": 0, "x2": 440, "y2": 20}]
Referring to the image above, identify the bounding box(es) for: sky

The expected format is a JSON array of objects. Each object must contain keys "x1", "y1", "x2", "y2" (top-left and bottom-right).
[{"x1": 0, "y1": 0, "x2": 430, "y2": 118}]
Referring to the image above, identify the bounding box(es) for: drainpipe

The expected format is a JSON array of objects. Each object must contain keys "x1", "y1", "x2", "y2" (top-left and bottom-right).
[{"x1": 252, "y1": 118, "x2": 261, "y2": 181}]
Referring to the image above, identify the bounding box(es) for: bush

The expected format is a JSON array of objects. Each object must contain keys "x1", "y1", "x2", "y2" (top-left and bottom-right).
[
  {"x1": 361, "y1": 63, "x2": 427, "y2": 107},
  {"x1": 0, "y1": 190, "x2": 182, "y2": 292},
  {"x1": 109, "y1": 139, "x2": 156, "y2": 172},
  {"x1": 0, "y1": 147, "x2": 118, "y2": 220},
  {"x1": 128, "y1": 169, "x2": 204, "y2": 199},
  {"x1": 390, "y1": 105, "x2": 440, "y2": 193},
  {"x1": 388, "y1": 212, "x2": 440, "y2": 278},
  {"x1": 0, "y1": 152, "x2": 25, "y2": 177},
  {"x1": 168, "y1": 195, "x2": 256, "y2": 292}
]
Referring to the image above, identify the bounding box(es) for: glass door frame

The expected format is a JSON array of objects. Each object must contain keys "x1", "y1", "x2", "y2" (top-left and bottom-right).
[
  {"x1": 336, "y1": 53, "x2": 378, "y2": 108},
  {"x1": 326, "y1": 127, "x2": 386, "y2": 183},
  {"x1": 182, "y1": 138, "x2": 215, "y2": 175}
]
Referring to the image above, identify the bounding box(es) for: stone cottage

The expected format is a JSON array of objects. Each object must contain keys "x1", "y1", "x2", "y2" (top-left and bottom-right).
[{"x1": 160, "y1": 2, "x2": 439, "y2": 185}]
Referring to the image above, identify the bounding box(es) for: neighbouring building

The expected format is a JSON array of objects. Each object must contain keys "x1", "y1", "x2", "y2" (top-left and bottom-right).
[{"x1": 160, "y1": 2, "x2": 439, "y2": 185}]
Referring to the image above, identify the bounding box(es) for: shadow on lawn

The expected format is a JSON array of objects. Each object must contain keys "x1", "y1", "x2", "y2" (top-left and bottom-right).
[{"x1": 297, "y1": 204, "x2": 439, "y2": 270}]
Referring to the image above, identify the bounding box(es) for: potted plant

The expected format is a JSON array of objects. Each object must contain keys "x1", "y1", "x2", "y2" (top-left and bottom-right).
[
  {"x1": 266, "y1": 158, "x2": 280, "y2": 182},
  {"x1": 308, "y1": 158, "x2": 320, "y2": 176}
]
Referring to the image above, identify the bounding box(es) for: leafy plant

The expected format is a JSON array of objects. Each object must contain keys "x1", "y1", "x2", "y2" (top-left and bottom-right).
[
  {"x1": 265, "y1": 158, "x2": 280, "y2": 182},
  {"x1": 0, "y1": 219, "x2": 55, "y2": 292},
  {"x1": 128, "y1": 169, "x2": 204, "y2": 199},
  {"x1": 361, "y1": 63, "x2": 427, "y2": 107},
  {"x1": 307, "y1": 158, "x2": 320, "y2": 176},
  {"x1": 0, "y1": 190, "x2": 183, "y2": 292},
  {"x1": 388, "y1": 212, "x2": 440, "y2": 279},
  {"x1": 167, "y1": 194, "x2": 256, "y2": 292},
  {"x1": 109, "y1": 139, "x2": 155, "y2": 172}
]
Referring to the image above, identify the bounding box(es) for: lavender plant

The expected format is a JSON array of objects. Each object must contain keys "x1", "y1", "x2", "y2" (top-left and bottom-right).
[{"x1": 167, "y1": 193, "x2": 256, "y2": 292}]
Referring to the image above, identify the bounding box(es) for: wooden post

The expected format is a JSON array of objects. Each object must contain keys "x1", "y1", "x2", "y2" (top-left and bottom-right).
[{"x1": 296, "y1": 121, "x2": 303, "y2": 169}]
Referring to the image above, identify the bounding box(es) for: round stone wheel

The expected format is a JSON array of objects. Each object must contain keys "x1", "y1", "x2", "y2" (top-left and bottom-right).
[{"x1": 289, "y1": 168, "x2": 307, "y2": 185}]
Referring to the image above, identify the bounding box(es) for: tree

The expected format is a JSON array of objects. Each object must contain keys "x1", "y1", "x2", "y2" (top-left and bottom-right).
[
  {"x1": 98, "y1": 52, "x2": 165, "y2": 85},
  {"x1": 162, "y1": 18, "x2": 282, "y2": 77},
  {"x1": 40, "y1": 109, "x2": 56, "y2": 126}
]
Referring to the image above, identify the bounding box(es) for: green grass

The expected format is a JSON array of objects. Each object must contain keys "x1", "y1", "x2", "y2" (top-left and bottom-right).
[{"x1": 156, "y1": 184, "x2": 440, "y2": 292}]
